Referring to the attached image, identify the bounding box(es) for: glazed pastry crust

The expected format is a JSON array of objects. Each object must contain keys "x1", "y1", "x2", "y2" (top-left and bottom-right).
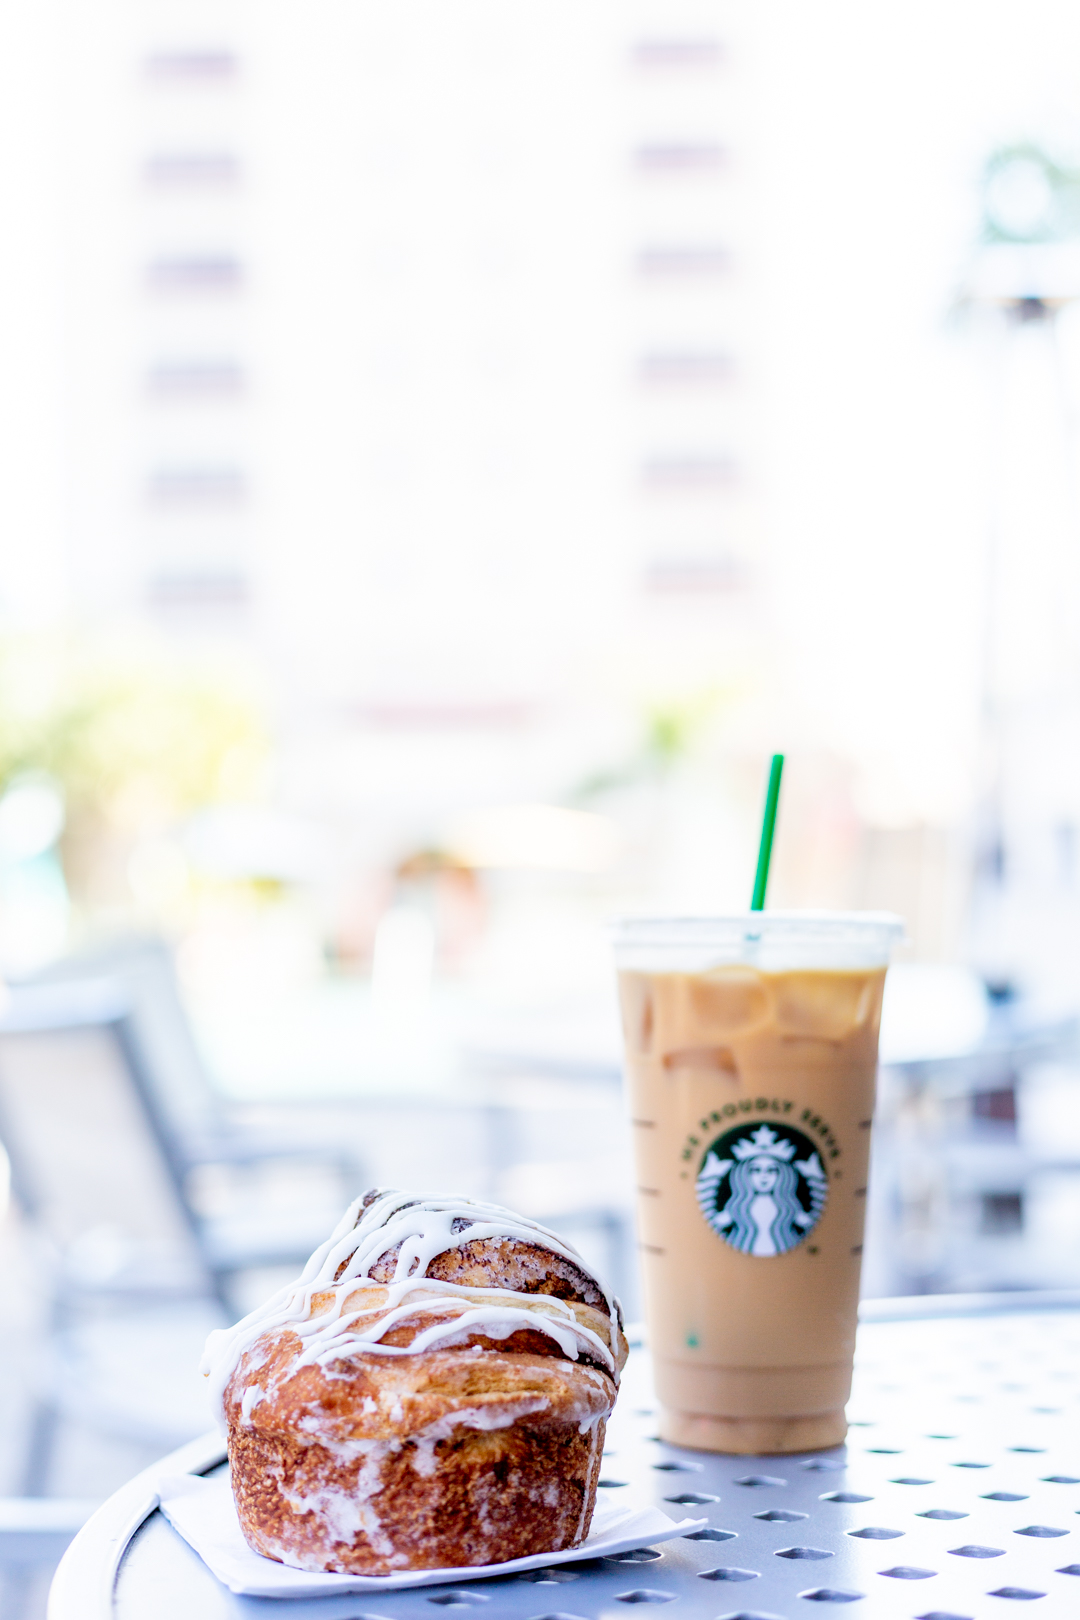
[
  {"x1": 226, "y1": 1334, "x2": 614, "y2": 1573},
  {"x1": 215, "y1": 1190, "x2": 626, "y2": 1574},
  {"x1": 364, "y1": 1234, "x2": 609, "y2": 1309}
]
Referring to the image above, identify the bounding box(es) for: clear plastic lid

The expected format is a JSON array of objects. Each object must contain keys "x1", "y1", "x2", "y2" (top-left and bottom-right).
[{"x1": 610, "y1": 911, "x2": 904, "y2": 972}]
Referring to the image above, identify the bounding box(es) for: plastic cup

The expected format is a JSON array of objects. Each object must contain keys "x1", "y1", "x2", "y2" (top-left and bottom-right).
[{"x1": 612, "y1": 912, "x2": 902, "y2": 1454}]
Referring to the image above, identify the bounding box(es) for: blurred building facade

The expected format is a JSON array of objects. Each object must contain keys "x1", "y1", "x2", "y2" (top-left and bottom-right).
[
  {"x1": 0, "y1": 0, "x2": 993, "y2": 965},
  {"x1": 0, "y1": 1, "x2": 1079, "y2": 1028}
]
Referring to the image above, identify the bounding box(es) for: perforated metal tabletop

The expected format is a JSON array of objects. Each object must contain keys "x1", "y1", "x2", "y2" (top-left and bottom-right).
[{"x1": 50, "y1": 1296, "x2": 1080, "y2": 1620}]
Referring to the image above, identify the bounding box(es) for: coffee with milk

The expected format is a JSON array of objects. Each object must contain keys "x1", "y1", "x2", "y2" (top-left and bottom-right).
[{"x1": 613, "y1": 914, "x2": 901, "y2": 1453}]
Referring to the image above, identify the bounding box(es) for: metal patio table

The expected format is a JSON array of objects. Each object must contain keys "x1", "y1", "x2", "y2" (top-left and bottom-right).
[{"x1": 50, "y1": 1294, "x2": 1080, "y2": 1620}]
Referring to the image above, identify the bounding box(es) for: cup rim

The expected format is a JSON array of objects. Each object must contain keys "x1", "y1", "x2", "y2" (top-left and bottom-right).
[
  {"x1": 610, "y1": 910, "x2": 904, "y2": 967},
  {"x1": 611, "y1": 909, "x2": 903, "y2": 940}
]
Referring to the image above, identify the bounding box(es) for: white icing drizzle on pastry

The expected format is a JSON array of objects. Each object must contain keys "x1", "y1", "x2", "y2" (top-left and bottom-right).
[{"x1": 201, "y1": 1189, "x2": 623, "y2": 1416}]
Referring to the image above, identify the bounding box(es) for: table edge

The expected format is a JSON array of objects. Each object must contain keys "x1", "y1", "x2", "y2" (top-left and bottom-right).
[
  {"x1": 859, "y1": 1287, "x2": 1080, "y2": 1321},
  {"x1": 47, "y1": 1431, "x2": 226, "y2": 1620}
]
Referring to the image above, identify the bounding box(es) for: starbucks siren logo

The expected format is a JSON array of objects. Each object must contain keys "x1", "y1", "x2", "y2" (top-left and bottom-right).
[{"x1": 696, "y1": 1121, "x2": 828, "y2": 1257}]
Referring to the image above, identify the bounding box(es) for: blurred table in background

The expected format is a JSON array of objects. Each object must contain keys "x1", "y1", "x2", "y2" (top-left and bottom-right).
[{"x1": 869, "y1": 965, "x2": 1080, "y2": 1297}]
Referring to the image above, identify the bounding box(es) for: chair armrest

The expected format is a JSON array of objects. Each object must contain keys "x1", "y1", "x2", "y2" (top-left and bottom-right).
[{"x1": 177, "y1": 1128, "x2": 358, "y2": 1172}]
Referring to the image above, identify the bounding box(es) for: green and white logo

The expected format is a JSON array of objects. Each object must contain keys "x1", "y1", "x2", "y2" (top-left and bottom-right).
[{"x1": 696, "y1": 1121, "x2": 828, "y2": 1257}]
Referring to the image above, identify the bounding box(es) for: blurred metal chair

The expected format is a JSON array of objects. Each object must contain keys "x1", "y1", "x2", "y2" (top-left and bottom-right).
[
  {"x1": 0, "y1": 945, "x2": 363, "y2": 1497},
  {"x1": 15, "y1": 934, "x2": 362, "y2": 1178},
  {"x1": 0, "y1": 970, "x2": 361, "y2": 1300},
  {"x1": 465, "y1": 1049, "x2": 638, "y2": 1318},
  {"x1": 868, "y1": 994, "x2": 1080, "y2": 1296},
  {"x1": 0, "y1": 1498, "x2": 96, "y2": 1620}
]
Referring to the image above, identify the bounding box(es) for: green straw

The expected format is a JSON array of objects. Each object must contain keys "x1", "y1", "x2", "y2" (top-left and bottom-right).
[{"x1": 750, "y1": 753, "x2": 784, "y2": 911}]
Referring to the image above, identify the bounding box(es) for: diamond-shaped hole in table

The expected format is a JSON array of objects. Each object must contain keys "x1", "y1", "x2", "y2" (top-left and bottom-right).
[
  {"x1": 798, "y1": 1589, "x2": 865, "y2": 1603},
  {"x1": 879, "y1": 1566, "x2": 937, "y2": 1579},
  {"x1": 615, "y1": 1591, "x2": 676, "y2": 1604},
  {"x1": 525, "y1": 1612, "x2": 589, "y2": 1620},
  {"x1": 776, "y1": 1547, "x2": 833, "y2": 1560},
  {"x1": 918, "y1": 1510, "x2": 968, "y2": 1520},
  {"x1": 755, "y1": 1510, "x2": 808, "y2": 1523},
  {"x1": 428, "y1": 1593, "x2": 492, "y2": 1606},
  {"x1": 949, "y1": 1545, "x2": 1005, "y2": 1558},
  {"x1": 714, "y1": 1611, "x2": 787, "y2": 1620},
  {"x1": 848, "y1": 1527, "x2": 903, "y2": 1540},
  {"x1": 698, "y1": 1568, "x2": 761, "y2": 1582}
]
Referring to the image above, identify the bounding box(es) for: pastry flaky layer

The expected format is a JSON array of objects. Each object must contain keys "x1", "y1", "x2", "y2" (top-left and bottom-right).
[{"x1": 205, "y1": 1190, "x2": 628, "y2": 1574}]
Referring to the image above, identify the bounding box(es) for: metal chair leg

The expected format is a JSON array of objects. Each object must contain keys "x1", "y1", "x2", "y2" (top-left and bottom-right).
[{"x1": 19, "y1": 1399, "x2": 59, "y2": 1498}]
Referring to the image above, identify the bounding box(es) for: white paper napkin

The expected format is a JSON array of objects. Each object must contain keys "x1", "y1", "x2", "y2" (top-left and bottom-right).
[{"x1": 156, "y1": 1472, "x2": 707, "y2": 1598}]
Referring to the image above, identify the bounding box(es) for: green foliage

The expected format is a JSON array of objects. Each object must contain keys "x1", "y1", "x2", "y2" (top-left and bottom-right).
[
  {"x1": 0, "y1": 635, "x2": 267, "y2": 823},
  {"x1": 642, "y1": 694, "x2": 718, "y2": 768},
  {"x1": 573, "y1": 690, "x2": 724, "y2": 803}
]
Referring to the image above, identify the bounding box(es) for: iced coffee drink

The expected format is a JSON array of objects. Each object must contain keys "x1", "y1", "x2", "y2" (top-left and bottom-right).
[{"x1": 613, "y1": 914, "x2": 901, "y2": 1454}]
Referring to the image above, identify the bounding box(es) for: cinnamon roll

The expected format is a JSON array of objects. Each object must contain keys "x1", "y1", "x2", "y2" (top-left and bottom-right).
[{"x1": 201, "y1": 1190, "x2": 628, "y2": 1574}]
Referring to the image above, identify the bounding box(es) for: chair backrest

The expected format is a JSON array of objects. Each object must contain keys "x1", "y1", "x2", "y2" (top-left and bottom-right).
[
  {"x1": 0, "y1": 1019, "x2": 208, "y2": 1293},
  {"x1": 18, "y1": 935, "x2": 227, "y2": 1151}
]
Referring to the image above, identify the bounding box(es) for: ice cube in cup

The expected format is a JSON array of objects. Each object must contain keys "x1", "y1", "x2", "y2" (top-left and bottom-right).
[
  {"x1": 645, "y1": 966, "x2": 770, "y2": 1058},
  {"x1": 772, "y1": 970, "x2": 881, "y2": 1042}
]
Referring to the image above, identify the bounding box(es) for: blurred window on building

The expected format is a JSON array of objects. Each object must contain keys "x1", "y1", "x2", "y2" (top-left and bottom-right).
[
  {"x1": 144, "y1": 152, "x2": 241, "y2": 190},
  {"x1": 146, "y1": 466, "x2": 247, "y2": 507},
  {"x1": 145, "y1": 256, "x2": 245, "y2": 296},
  {"x1": 143, "y1": 49, "x2": 239, "y2": 86},
  {"x1": 633, "y1": 142, "x2": 728, "y2": 175},
  {"x1": 636, "y1": 244, "x2": 731, "y2": 278},
  {"x1": 638, "y1": 350, "x2": 735, "y2": 388},
  {"x1": 145, "y1": 360, "x2": 247, "y2": 400},
  {"x1": 631, "y1": 38, "x2": 726, "y2": 72},
  {"x1": 50, "y1": 0, "x2": 758, "y2": 685}
]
